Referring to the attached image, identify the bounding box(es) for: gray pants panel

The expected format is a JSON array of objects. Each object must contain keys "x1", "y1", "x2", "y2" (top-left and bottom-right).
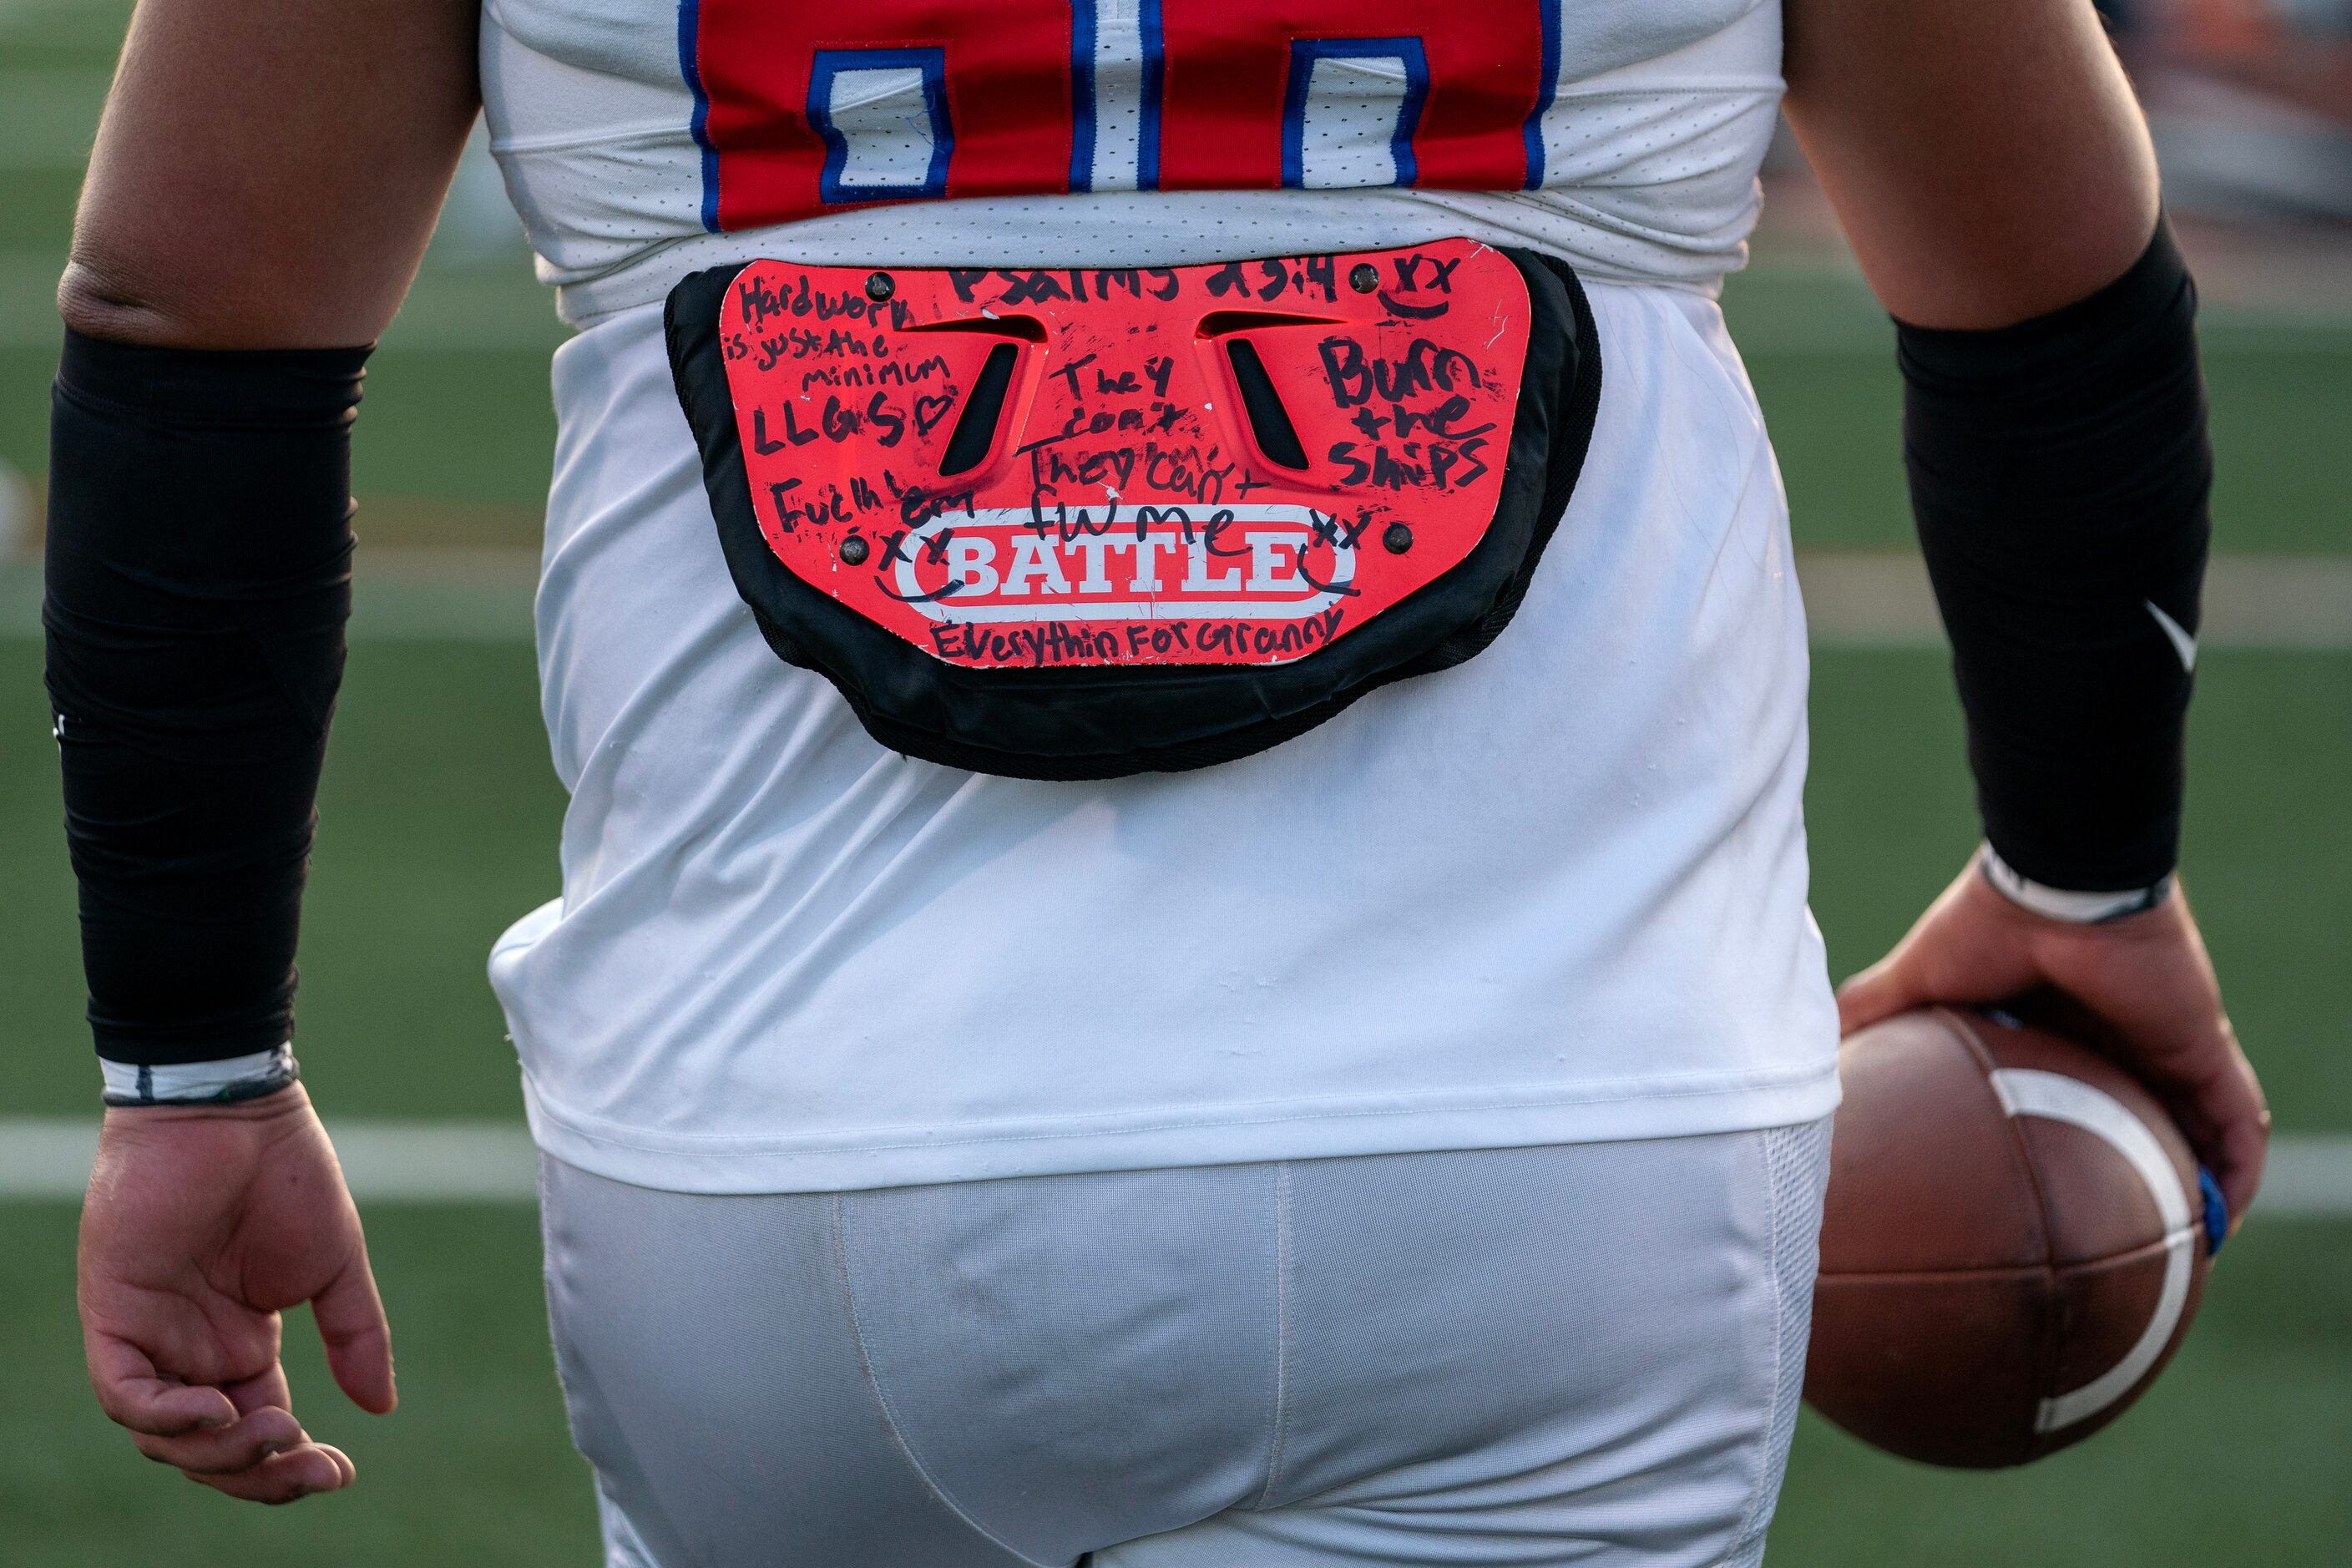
[{"x1": 539, "y1": 1123, "x2": 1829, "y2": 1568}]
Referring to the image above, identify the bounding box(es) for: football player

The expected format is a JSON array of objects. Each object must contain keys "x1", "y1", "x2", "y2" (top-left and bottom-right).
[{"x1": 50, "y1": 0, "x2": 2266, "y2": 1560}]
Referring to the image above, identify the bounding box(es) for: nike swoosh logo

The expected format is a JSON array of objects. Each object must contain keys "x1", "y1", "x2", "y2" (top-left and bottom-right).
[{"x1": 2146, "y1": 599, "x2": 2198, "y2": 672}]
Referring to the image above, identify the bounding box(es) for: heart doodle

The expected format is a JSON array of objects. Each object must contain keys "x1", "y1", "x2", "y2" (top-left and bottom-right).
[{"x1": 913, "y1": 393, "x2": 957, "y2": 437}]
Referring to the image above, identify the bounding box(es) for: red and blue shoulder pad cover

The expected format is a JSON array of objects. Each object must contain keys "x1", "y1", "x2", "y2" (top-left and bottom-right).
[{"x1": 664, "y1": 241, "x2": 1600, "y2": 778}]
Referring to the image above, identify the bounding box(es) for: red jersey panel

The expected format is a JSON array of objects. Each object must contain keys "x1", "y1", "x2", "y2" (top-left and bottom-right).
[
  {"x1": 683, "y1": 0, "x2": 1557, "y2": 231},
  {"x1": 1155, "y1": 1, "x2": 1542, "y2": 192},
  {"x1": 689, "y1": 0, "x2": 1076, "y2": 229}
]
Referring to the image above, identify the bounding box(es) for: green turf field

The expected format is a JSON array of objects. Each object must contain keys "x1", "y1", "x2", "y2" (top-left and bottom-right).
[
  {"x1": 2, "y1": 0, "x2": 2347, "y2": 1559},
  {"x1": 3, "y1": 636, "x2": 2347, "y2": 1560}
]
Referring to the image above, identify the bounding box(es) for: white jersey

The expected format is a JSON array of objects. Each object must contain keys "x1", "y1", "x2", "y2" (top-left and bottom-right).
[{"x1": 478, "y1": 0, "x2": 1839, "y2": 1193}]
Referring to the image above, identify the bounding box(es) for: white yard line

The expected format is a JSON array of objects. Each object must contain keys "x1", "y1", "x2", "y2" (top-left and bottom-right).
[
  {"x1": 1799, "y1": 551, "x2": 2352, "y2": 650},
  {"x1": 0, "y1": 1119, "x2": 2349, "y2": 1214},
  {"x1": 5, "y1": 551, "x2": 2352, "y2": 647},
  {"x1": 0, "y1": 1120, "x2": 540, "y2": 1202},
  {"x1": 2253, "y1": 1137, "x2": 2352, "y2": 1220}
]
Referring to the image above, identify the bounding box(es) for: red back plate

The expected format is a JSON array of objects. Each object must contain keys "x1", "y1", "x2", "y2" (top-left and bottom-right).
[{"x1": 713, "y1": 240, "x2": 1530, "y2": 669}]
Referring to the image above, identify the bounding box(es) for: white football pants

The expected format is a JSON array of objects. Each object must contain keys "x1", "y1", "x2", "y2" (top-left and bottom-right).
[{"x1": 538, "y1": 1123, "x2": 1830, "y2": 1568}]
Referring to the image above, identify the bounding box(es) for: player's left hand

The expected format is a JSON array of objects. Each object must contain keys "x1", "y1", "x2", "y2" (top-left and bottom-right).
[
  {"x1": 77, "y1": 1084, "x2": 395, "y2": 1503},
  {"x1": 1837, "y1": 852, "x2": 2270, "y2": 1231}
]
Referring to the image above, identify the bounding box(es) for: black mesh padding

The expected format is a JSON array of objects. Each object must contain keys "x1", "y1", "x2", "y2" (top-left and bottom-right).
[
  {"x1": 938, "y1": 342, "x2": 1019, "y2": 478},
  {"x1": 1226, "y1": 338, "x2": 1310, "y2": 470}
]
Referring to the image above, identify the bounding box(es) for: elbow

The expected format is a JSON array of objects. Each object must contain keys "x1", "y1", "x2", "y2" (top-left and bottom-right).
[
  {"x1": 57, "y1": 254, "x2": 203, "y2": 348},
  {"x1": 55, "y1": 241, "x2": 357, "y2": 351}
]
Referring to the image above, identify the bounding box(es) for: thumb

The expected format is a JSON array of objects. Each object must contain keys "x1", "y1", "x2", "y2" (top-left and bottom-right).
[
  {"x1": 313, "y1": 1247, "x2": 396, "y2": 1416},
  {"x1": 1836, "y1": 950, "x2": 1926, "y2": 1038}
]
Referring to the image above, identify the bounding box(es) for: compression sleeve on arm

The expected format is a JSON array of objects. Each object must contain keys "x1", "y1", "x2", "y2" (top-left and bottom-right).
[
  {"x1": 44, "y1": 327, "x2": 366, "y2": 1068},
  {"x1": 1899, "y1": 217, "x2": 2210, "y2": 895}
]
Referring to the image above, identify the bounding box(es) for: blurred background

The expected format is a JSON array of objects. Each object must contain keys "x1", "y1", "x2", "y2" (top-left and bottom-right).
[{"x1": 1, "y1": 0, "x2": 2345, "y2": 1560}]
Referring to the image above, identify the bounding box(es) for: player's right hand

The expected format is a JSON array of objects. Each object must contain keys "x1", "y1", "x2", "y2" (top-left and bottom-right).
[
  {"x1": 1836, "y1": 854, "x2": 2270, "y2": 1230},
  {"x1": 77, "y1": 1083, "x2": 395, "y2": 1503}
]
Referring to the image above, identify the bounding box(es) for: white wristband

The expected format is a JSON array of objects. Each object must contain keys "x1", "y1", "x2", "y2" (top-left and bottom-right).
[
  {"x1": 100, "y1": 1044, "x2": 299, "y2": 1107},
  {"x1": 1980, "y1": 844, "x2": 2174, "y2": 924}
]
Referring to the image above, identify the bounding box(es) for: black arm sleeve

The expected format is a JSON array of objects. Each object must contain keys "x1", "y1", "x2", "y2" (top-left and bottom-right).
[
  {"x1": 44, "y1": 328, "x2": 366, "y2": 1065},
  {"x1": 1899, "y1": 218, "x2": 2211, "y2": 893}
]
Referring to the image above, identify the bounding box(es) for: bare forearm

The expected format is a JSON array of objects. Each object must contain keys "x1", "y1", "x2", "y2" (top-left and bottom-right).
[
  {"x1": 1781, "y1": 0, "x2": 2158, "y2": 327},
  {"x1": 62, "y1": 0, "x2": 482, "y2": 348},
  {"x1": 1793, "y1": 0, "x2": 2263, "y2": 1214}
]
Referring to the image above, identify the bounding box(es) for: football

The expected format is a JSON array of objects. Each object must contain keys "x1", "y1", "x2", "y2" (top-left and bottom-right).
[{"x1": 1805, "y1": 1006, "x2": 2218, "y2": 1468}]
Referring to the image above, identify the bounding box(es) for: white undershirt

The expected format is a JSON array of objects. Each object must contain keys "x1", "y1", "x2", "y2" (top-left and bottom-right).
[
  {"x1": 489, "y1": 278, "x2": 1838, "y2": 1192},
  {"x1": 477, "y1": 0, "x2": 1839, "y2": 1193}
]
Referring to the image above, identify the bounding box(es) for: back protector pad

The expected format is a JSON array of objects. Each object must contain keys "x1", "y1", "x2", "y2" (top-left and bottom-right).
[{"x1": 664, "y1": 240, "x2": 1601, "y2": 780}]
